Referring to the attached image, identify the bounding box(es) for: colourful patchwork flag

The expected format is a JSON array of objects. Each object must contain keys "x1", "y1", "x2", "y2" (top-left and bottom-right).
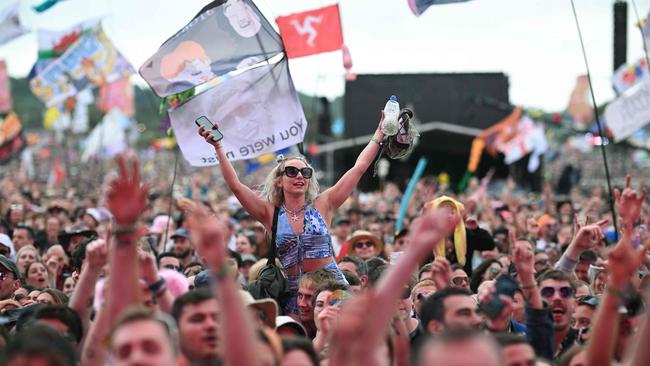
[
  {"x1": 139, "y1": 0, "x2": 284, "y2": 98},
  {"x1": 275, "y1": 4, "x2": 343, "y2": 59},
  {"x1": 0, "y1": 112, "x2": 26, "y2": 164},
  {"x1": 30, "y1": 28, "x2": 134, "y2": 107}
]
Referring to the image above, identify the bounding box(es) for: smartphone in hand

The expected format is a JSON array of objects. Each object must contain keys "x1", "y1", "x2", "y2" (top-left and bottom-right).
[
  {"x1": 195, "y1": 116, "x2": 224, "y2": 142},
  {"x1": 479, "y1": 275, "x2": 518, "y2": 319}
]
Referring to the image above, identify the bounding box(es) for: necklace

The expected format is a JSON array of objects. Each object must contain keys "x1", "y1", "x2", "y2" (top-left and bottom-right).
[{"x1": 283, "y1": 204, "x2": 306, "y2": 223}]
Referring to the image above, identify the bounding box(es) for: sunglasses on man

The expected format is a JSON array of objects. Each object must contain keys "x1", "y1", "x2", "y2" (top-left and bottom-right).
[
  {"x1": 281, "y1": 166, "x2": 313, "y2": 179},
  {"x1": 451, "y1": 276, "x2": 469, "y2": 286},
  {"x1": 540, "y1": 286, "x2": 574, "y2": 299}
]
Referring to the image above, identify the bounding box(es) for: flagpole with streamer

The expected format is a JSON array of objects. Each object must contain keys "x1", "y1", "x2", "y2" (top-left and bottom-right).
[
  {"x1": 395, "y1": 157, "x2": 428, "y2": 232},
  {"x1": 569, "y1": 0, "x2": 618, "y2": 240}
]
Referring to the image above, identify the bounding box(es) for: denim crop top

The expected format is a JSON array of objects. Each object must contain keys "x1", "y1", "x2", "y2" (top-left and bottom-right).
[{"x1": 275, "y1": 205, "x2": 334, "y2": 272}]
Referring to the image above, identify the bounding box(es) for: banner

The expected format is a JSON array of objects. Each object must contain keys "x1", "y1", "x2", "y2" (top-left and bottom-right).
[
  {"x1": 0, "y1": 112, "x2": 26, "y2": 164},
  {"x1": 612, "y1": 58, "x2": 649, "y2": 95},
  {"x1": 408, "y1": 0, "x2": 473, "y2": 16},
  {"x1": 605, "y1": 80, "x2": 650, "y2": 142},
  {"x1": 140, "y1": 0, "x2": 284, "y2": 98},
  {"x1": 169, "y1": 58, "x2": 307, "y2": 166},
  {"x1": 98, "y1": 78, "x2": 134, "y2": 116},
  {"x1": 276, "y1": 4, "x2": 343, "y2": 59},
  {"x1": 30, "y1": 29, "x2": 134, "y2": 107},
  {"x1": 0, "y1": 61, "x2": 11, "y2": 113},
  {"x1": 81, "y1": 109, "x2": 130, "y2": 161},
  {"x1": 0, "y1": 2, "x2": 28, "y2": 46}
]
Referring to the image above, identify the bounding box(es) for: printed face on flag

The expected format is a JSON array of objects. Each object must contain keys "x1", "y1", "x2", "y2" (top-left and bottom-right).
[
  {"x1": 275, "y1": 4, "x2": 343, "y2": 59},
  {"x1": 140, "y1": 0, "x2": 283, "y2": 98},
  {"x1": 169, "y1": 58, "x2": 307, "y2": 166},
  {"x1": 223, "y1": 0, "x2": 262, "y2": 38}
]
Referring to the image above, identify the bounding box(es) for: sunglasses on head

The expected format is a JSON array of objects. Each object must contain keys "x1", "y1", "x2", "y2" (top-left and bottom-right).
[
  {"x1": 577, "y1": 295, "x2": 599, "y2": 307},
  {"x1": 354, "y1": 240, "x2": 374, "y2": 250},
  {"x1": 416, "y1": 292, "x2": 432, "y2": 301},
  {"x1": 282, "y1": 166, "x2": 313, "y2": 179},
  {"x1": 540, "y1": 286, "x2": 574, "y2": 299},
  {"x1": 451, "y1": 276, "x2": 469, "y2": 286}
]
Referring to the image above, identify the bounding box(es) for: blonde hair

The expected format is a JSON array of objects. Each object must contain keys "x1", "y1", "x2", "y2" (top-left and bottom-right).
[{"x1": 260, "y1": 155, "x2": 320, "y2": 207}]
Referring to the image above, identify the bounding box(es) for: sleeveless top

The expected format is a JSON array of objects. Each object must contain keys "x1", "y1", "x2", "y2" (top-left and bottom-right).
[{"x1": 274, "y1": 205, "x2": 334, "y2": 273}]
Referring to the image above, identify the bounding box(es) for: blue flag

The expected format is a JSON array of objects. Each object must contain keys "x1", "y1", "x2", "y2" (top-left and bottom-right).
[{"x1": 408, "y1": 0, "x2": 473, "y2": 16}]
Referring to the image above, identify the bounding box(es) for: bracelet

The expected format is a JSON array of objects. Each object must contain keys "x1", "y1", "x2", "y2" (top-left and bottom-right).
[
  {"x1": 148, "y1": 277, "x2": 166, "y2": 293},
  {"x1": 371, "y1": 136, "x2": 383, "y2": 145},
  {"x1": 520, "y1": 283, "x2": 536, "y2": 290},
  {"x1": 606, "y1": 286, "x2": 626, "y2": 300},
  {"x1": 214, "y1": 265, "x2": 233, "y2": 280}
]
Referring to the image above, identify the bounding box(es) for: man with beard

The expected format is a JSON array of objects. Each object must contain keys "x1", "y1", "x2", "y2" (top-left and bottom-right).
[
  {"x1": 171, "y1": 229, "x2": 194, "y2": 267},
  {"x1": 172, "y1": 289, "x2": 221, "y2": 365},
  {"x1": 537, "y1": 270, "x2": 577, "y2": 358}
]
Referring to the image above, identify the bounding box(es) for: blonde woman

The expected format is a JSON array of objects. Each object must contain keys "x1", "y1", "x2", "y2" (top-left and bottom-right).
[
  {"x1": 16, "y1": 245, "x2": 40, "y2": 279},
  {"x1": 198, "y1": 115, "x2": 384, "y2": 316}
]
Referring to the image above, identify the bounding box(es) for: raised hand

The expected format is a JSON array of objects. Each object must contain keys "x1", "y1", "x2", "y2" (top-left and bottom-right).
[
  {"x1": 572, "y1": 215, "x2": 608, "y2": 251},
  {"x1": 430, "y1": 256, "x2": 452, "y2": 290},
  {"x1": 615, "y1": 175, "x2": 647, "y2": 227},
  {"x1": 138, "y1": 251, "x2": 159, "y2": 285},
  {"x1": 410, "y1": 206, "x2": 459, "y2": 250},
  {"x1": 106, "y1": 155, "x2": 149, "y2": 226},
  {"x1": 85, "y1": 239, "x2": 109, "y2": 269},
  {"x1": 198, "y1": 125, "x2": 222, "y2": 149},
  {"x1": 478, "y1": 281, "x2": 514, "y2": 331},
  {"x1": 607, "y1": 232, "x2": 650, "y2": 288},
  {"x1": 511, "y1": 232, "x2": 534, "y2": 280},
  {"x1": 186, "y1": 206, "x2": 226, "y2": 269}
]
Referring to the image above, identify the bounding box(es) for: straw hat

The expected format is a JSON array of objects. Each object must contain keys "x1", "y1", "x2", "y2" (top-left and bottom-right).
[
  {"x1": 348, "y1": 230, "x2": 382, "y2": 256},
  {"x1": 239, "y1": 290, "x2": 279, "y2": 329}
]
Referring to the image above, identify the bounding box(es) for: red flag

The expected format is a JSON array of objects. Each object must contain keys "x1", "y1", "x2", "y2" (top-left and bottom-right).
[{"x1": 276, "y1": 4, "x2": 343, "y2": 59}]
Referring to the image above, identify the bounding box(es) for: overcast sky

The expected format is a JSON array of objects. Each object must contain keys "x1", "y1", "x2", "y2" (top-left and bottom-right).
[{"x1": 1, "y1": 0, "x2": 650, "y2": 111}]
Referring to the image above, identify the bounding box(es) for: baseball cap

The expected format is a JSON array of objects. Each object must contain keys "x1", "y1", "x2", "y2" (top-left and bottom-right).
[
  {"x1": 333, "y1": 216, "x2": 351, "y2": 227},
  {"x1": 241, "y1": 254, "x2": 257, "y2": 264},
  {"x1": 0, "y1": 255, "x2": 19, "y2": 279},
  {"x1": 275, "y1": 315, "x2": 307, "y2": 336},
  {"x1": 170, "y1": 228, "x2": 190, "y2": 240}
]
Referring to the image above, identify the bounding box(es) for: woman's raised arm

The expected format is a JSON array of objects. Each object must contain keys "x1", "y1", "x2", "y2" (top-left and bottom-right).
[
  {"x1": 199, "y1": 126, "x2": 272, "y2": 226},
  {"x1": 319, "y1": 115, "x2": 384, "y2": 214}
]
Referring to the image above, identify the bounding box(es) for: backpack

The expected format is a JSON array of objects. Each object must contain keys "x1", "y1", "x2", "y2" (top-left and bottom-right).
[{"x1": 247, "y1": 207, "x2": 291, "y2": 311}]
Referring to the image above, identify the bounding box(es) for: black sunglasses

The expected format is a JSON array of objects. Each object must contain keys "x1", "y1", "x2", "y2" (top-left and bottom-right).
[
  {"x1": 540, "y1": 286, "x2": 574, "y2": 299},
  {"x1": 282, "y1": 166, "x2": 313, "y2": 179},
  {"x1": 354, "y1": 240, "x2": 374, "y2": 249}
]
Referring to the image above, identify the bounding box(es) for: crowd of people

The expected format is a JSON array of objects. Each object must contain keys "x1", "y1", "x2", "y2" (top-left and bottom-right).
[{"x1": 0, "y1": 120, "x2": 648, "y2": 365}]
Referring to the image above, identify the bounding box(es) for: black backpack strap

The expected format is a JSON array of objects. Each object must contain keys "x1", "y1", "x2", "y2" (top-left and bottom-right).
[{"x1": 267, "y1": 206, "x2": 280, "y2": 264}]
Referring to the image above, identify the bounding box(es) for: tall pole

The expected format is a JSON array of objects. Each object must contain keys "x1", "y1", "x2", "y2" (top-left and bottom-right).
[{"x1": 614, "y1": 0, "x2": 628, "y2": 71}]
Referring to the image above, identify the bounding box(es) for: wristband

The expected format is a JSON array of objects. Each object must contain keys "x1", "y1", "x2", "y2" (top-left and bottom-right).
[
  {"x1": 520, "y1": 283, "x2": 536, "y2": 290},
  {"x1": 148, "y1": 277, "x2": 166, "y2": 293},
  {"x1": 215, "y1": 265, "x2": 233, "y2": 280},
  {"x1": 371, "y1": 136, "x2": 383, "y2": 146}
]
